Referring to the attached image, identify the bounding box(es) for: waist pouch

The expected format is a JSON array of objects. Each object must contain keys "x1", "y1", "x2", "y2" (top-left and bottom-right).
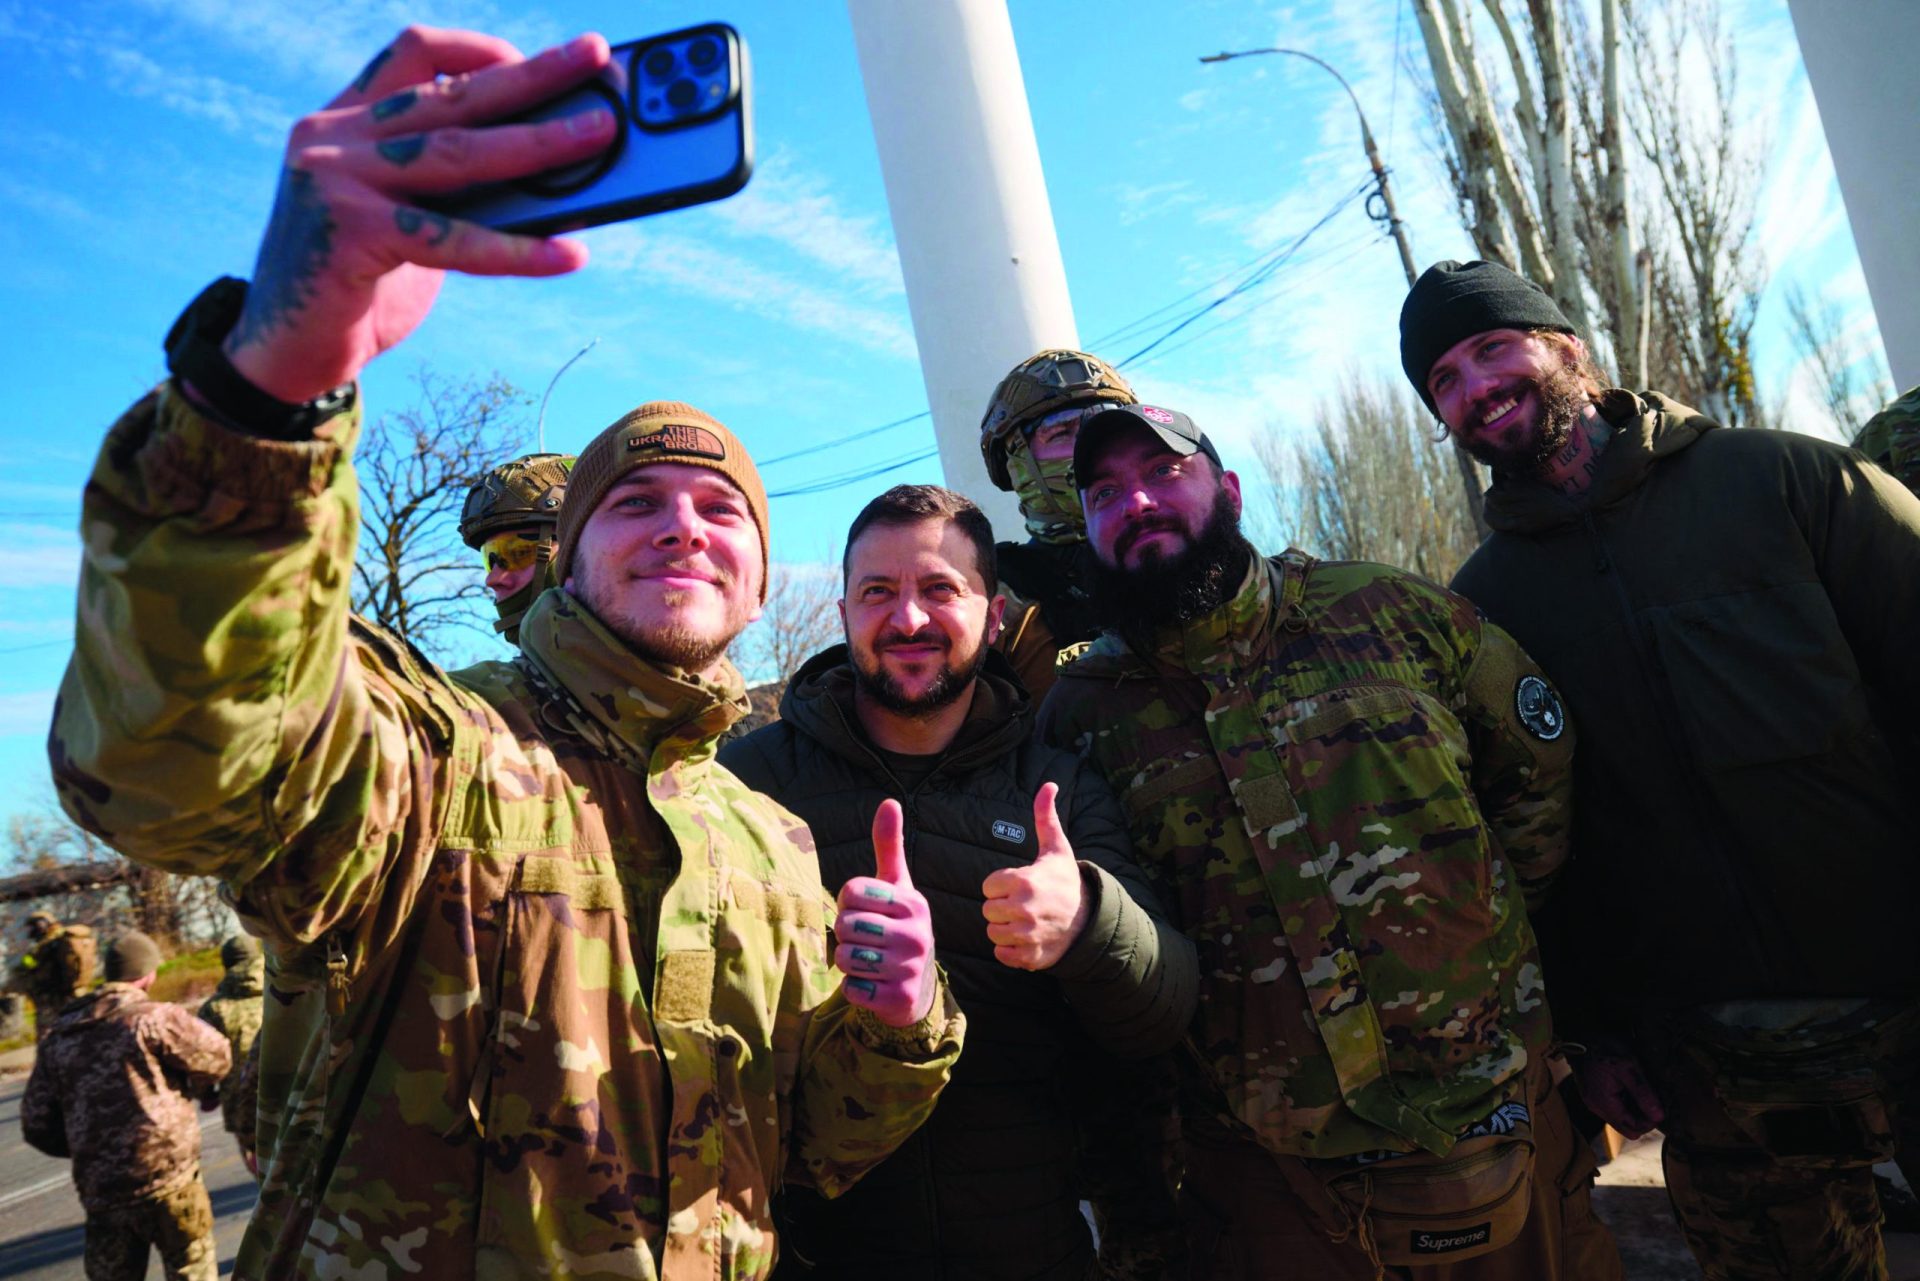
[
  {"x1": 1279, "y1": 1084, "x2": 1537, "y2": 1270},
  {"x1": 1676, "y1": 1019, "x2": 1901, "y2": 1168}
]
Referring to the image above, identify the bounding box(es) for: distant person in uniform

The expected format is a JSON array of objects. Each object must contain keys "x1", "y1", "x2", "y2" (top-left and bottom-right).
[
  {"x1": 6, "y1": 911, "x2": 95, "y2": 1039},
  {"x1": 22, "y1": 930, "x2": 231, "y2": 1281},
  {"x1": 196, "y1": 934, "x2": 265, "y2": 1176},
  {"x1": 1854, "y1": 384, "x2": 1920, "y2": 495}
]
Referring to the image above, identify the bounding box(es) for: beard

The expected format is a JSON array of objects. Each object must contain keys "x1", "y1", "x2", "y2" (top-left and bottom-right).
[
  {"x1": 851, "y1": 617, "x2": 993, "y2": 718},
  {"x1": 571, "y1": 559, "x2": 751, "y2": 674},
  {"x1": 1088, "y1": 489, "x2": 1254, "y2": 634},
  {"x1": 1460, "y1": 356, "x2": 1592, "y2": 475}
]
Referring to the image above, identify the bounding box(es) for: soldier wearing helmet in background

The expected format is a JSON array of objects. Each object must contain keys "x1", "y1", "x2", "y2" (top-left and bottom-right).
[
  {"x1": 458, "y1": 452, "x2": 574, "y2": 647},
  {"x1": 6, "y1": 911, "x2": 96, "y2": 1040},
  {"x1": 1854, "y1": 384, "x2": 1920, "y2": 496},
  {"x1": 979, "y1": 350, "x2": 1136, "y2": 699}
]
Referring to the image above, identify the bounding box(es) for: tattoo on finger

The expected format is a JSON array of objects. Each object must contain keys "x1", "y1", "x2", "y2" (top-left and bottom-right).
[
  {"x1": 394, "y1": 207, "x2": 452, "y2": 246},
  {"x1": 851, "y1": 919, "x2": 886, "y2": 939},
  {"x1": 377, "y1": 135, "x2": 428, "y2": 167},
  {"x1": 370, "y1": 90, "x2": 418, "y2": 122},
  {"x1": 353, "y1": 46, "x2": 394, "y2": 94},
  {"x1": 846, "y1": 978, "x2": 877, "y2": 999},
  {"x1": 851, "y1": 948, "x2": 883, "y2": 971},
  {"x1": 860, "y1": 885, "x2": 895, "y2": 904}
]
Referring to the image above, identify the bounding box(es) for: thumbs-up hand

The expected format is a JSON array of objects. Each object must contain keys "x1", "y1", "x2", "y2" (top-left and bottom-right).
[
  {"x1": 835, "y1": 798, "x2": 936, "y2": 1027},
  {"x1": 981, "y1": 782, "x2": 1089, "y2": 971}
]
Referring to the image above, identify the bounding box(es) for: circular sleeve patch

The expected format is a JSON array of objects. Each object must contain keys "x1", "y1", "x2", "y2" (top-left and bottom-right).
[{"x1": 1514, "y1": 674, "x2": 1566, "y2": 741}]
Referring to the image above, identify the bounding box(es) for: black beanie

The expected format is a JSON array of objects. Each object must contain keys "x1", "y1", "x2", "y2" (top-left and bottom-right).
[{"x1": 1399, "y1": 260, "x2": 1576, "y2": 414}]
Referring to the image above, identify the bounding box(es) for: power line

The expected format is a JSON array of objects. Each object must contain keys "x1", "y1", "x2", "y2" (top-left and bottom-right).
[
  {"x1": 757, "y1": 410, "x2": 930, "y2": 469},
  {"x1": 1115, "y1": 175, "x2": 1375, "y2": 368},
  {"x1": 768, "y1": 447, "x2": 941, "y2": 498}
]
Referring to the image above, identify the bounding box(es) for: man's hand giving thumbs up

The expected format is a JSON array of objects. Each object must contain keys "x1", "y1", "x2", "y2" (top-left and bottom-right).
[
  {"x1": 981, "y1": 782, "x2": 1091, "y2": 971},
  {"x1": 834, "y1": 799, "x2": 937, "y2": 1027}
]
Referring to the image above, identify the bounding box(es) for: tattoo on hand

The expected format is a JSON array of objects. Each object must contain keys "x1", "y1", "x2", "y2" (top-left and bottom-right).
[
  {"x1": 394, "y1": 207, "x2": 452, "y2": 246},
  {"x1": 227, "y1": 168, "x2": 336, "y2": 352},
  {"x1": 353, "y1": 45, "x2": 393, "y2": 94},
  {"x1": 370, "y1": 89, "x2": 417, "y2": 122},
  {"x1": 377, "y1": 135, "x2": 427, "y2": 167}
]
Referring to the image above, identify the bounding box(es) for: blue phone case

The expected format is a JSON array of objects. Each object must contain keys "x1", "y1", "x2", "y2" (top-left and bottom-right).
[{"x1": 440, "y1": 23, "x2": 753, "y2": 235}]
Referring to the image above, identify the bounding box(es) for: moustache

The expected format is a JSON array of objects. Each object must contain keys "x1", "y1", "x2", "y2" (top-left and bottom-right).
[
  {"x1": 644, "y1": 559, "x2": 731, "y2": 587},
  {"x1": 1116, "y1": 517, "x2": 1188, "y2": 559},
  {"x1": 874, "y1": 627, "x2": 950, "y2": 652}
]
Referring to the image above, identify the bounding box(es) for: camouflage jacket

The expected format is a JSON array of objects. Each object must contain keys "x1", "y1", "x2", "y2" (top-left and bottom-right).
[
  {"x1": 50, "y1": 387, "x2": 964, "y2": 1281},
  {"x1": 8, "y1": 924, "x2": 94, "y2": 1018},
  {"x1": 1855, "y1": 385, "x2": 1920, "y2": 495},
  {"x1": 21, "y1": 982, "x2": 230, "y2": 1210},
  {"x1": 1038, "y1": 552, "x2": 1573, "y2": 1159},
  {"x1": 197, "y1": 963, "x2": 264, "y2": 1141}
]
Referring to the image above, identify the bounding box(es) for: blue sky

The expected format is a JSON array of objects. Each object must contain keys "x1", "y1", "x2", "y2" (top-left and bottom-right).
[{"x1": 0, "y1": 0, "x2": 1882, "y2": 824}]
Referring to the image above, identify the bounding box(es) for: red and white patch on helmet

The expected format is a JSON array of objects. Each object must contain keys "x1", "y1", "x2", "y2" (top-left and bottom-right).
[{"x1": 1141, "y1": 406, "x2": 1176, "y2": 424}]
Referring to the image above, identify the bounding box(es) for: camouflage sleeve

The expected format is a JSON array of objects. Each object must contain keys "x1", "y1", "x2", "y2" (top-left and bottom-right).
[
  {"x1": 1855, "y1": 386, "x2": 1920, "y2": 496},
  {"x1": 1049, "y1": 755, "x2": 1198, "y2": 1057},
  {"x1": 48, "y1": 385, "x2": 452, "y2": 949},
  {"x1": 783, "y1": 966, "x2": 964, "y2": 1199},
  {"x1": 151, "y1": 1002, "x2": 234, "y2": 1103},
  {"x1": 19, "y1": 1058, "x2": 68, "y2": 1157},
  {"x1": 1456, "y1": 617, "x2": 1576, "y2": 910}
]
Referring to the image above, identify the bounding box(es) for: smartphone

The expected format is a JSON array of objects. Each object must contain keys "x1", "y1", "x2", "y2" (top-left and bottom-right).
[{"x1": 437, "y1": 23, "x2": 753, "y2": 235}]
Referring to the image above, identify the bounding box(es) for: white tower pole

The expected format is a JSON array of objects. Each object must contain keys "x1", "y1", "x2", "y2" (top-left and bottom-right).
[
  {"x1": 846, "y1": 0, "x2": 1079, "y2": 537},
  {"x1": 1788, "y1": 0, "x2": 1920, "y2": 389}
]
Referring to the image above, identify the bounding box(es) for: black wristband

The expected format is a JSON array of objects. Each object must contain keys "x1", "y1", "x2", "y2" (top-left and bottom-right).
[{"x1": 163, "y1": 277, "x2": 355, "y2": 441}]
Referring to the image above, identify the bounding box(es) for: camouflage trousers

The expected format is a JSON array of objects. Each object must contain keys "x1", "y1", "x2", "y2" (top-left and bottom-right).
[
  {"x1": 1642, "y1": 1002, "x2": 1920, "y2": 1281},
  {"x1": 83, "y1": 1174, "x2": 216, "y2": 1281},
  {"x1": 1176, "y1": 1063, "x2": 1623, "y2": 1279}
]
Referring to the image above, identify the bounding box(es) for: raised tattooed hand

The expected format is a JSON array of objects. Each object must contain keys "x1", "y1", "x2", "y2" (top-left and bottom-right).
[
  {"x1": 224, "y1": 27, "x2": 618, "y2": 404},
  {"x1": 980, "y1": 781, "x2": 1089, "y2": 971},
  {"x1": 834, "y1": 799, "x2": 936, "y2": 1028}
]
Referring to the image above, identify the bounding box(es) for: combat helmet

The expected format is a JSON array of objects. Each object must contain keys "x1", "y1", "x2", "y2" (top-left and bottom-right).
[
  {"x1": 461, "y1": 453, "x2": 575, "y2": 645},
  {"x1": 979, "y1": 350, "x2": 1135, "y2": 542}
]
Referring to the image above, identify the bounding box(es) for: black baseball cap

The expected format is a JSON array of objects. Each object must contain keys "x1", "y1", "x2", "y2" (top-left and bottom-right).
[{"x1": 1073, "y1": 403, "x2": 1222, "y2": 484}]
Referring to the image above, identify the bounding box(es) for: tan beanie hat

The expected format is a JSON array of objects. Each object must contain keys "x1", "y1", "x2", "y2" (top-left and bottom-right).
[{"x1": 554, "y1": 401, "x2": 770, "y2": 601}]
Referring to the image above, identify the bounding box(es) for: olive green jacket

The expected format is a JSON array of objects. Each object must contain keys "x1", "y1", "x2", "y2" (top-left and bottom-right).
[{"x1": 51, "y1": 385, "x2": 962, "y2": 1281}]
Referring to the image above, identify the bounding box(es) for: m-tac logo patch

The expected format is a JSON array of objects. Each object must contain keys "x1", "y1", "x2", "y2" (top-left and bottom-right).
[
  {"x1": 991, "y1": 819, "x2": 1026, "y2": 844},
  {"x1": 627, "y1": 423, "x2": 727, "y2": 460},
  {"x1": 1411, "y1": 1224, "x2": 1492, "y2": 1255}
]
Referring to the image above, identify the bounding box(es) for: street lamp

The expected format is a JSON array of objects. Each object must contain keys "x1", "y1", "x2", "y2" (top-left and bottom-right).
[
  {"x1": 537, "y1": 337, "x2": 600, "y2": 454},
  {"x1": 1201, "y1": 46, "x2": 1487, "y2": 537}
]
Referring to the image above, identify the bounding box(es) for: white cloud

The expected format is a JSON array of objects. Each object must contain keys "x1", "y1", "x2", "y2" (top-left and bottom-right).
[
  {"x1": 705, "y1": 153, "x2": 904, "y2": 298},
  {"x1": 0, "y1": 525, "x2": 82, "y2": 590},
  {"x1": 590, "y1": 225, "x2": 916, "y2": 360}
]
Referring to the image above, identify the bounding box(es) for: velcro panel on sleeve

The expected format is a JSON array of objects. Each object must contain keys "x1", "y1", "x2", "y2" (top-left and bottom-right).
[{"x1": 516, "y1": 856, "x2": 622, "y2": 910}]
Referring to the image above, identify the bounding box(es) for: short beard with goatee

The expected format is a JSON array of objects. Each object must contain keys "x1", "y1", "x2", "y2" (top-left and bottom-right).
[
  {"x1": 851, "y1": 620, "x2": 992, "y2": 719},
  {"x1": 1089, "y1": 489, "x2": 1254, "y2": 636},
  {"x1": 1467, "y1": 355, "x2": 1593, "y2": 475}
]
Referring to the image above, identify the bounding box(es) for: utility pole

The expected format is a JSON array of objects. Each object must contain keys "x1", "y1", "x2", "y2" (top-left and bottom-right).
[
  {"x1": 537, "y1": 337, "x2": 599, "y2": 454},
  {"x1": 1202, "y1": 47, "x2": 1488, "y2": 538}
]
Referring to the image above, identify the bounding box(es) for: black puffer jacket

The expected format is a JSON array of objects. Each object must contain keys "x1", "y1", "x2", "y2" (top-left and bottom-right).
[
  {"x1": 720, "y1": 647, "x2": 1196, "y2": 1281},
  {"x1": 1452, "y1": 390, "x2": 1920, "y2": 1030}
]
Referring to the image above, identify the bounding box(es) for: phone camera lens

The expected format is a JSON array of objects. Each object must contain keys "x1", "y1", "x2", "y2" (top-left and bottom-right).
[
  {"x1": 643, "y1": 47, "x2": 677, "y2": 80},
  {"x1": 687, "y1": 37, "x2": 721, "y2": 72},
  {"x1": 666, "y1": 79, "x2": 699, "y2": 111}
]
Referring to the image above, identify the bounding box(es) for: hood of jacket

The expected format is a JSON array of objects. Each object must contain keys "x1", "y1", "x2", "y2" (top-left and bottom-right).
[
  {"x1": 777, "y1": 643, "x2": 1033, "y2": 779},
  {"x1": 1481, "y1": 389, "x2": 1719, "y2": 534}
]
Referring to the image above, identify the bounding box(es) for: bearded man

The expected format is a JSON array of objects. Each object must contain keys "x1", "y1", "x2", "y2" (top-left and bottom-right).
[
  {"x1": 1039, "y1": 403, "x2": 1621, "y2": 1280},
  {"x1": 721, "y1": 483, "x2": 1195, "y2": 1280},
  {"x1": 1412, "y1": 258, "x2": 1920, "y2": 1281}
]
